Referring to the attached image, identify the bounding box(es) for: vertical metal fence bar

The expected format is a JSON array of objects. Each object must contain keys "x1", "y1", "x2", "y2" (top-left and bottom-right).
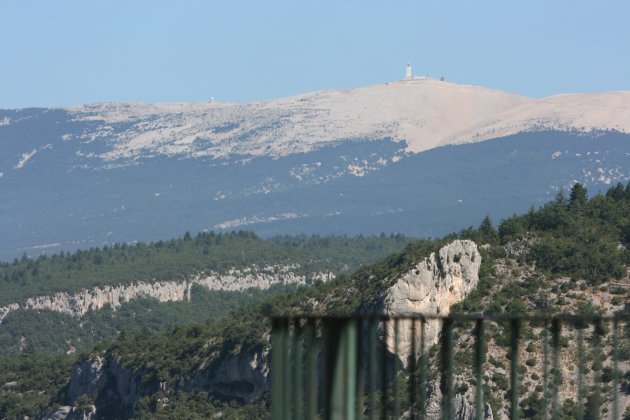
[
  {"x1": 345, "y1": 319, "x2": 358, "y2": 420},
  {"x1": 394, "y1": 318, "x2": 400, "y2": 419},
  {"x1": 589, "y1": 318, "x2": 605, "y2": 420},
  {"x1": 286, "y1": 319, "x2": 294, "y2": 419},
  {"x1": 272, "y1": 315, "x2": 628, "y2": 420},
  {"x1": 323, "y1": 320, "x2": 334, "y2": 420},
  {"x1": 409, "y1": 319, "x2": 417, "y2": 420},
  {"x1": 357, "y1": 319, "x2": 365, "y2": 420},
  {"x1": 272, "y1": 318, "x2": 288, "y2": 420},
  {"x1": 509, "y1": 319, "x2": 521, "y2": 420},
  {"x1": 440, "y1": 318, "x2": 454, "y2": 420},
  {"x1": 474, "y1": 319, "x2": 485, "y2": 420},
  {"x1": 542, "y1": 321, "x2": 549, "y2": 420},
  {"x1": 381, "y1": 319, "x2": 389, "y2": 420},
  {"x1": 324, "y1": 319, "x2": 358, "y2": 420},
  {"x1": 318, "y1": 318, "x2": 333, "y2": 419},
  {"x1": 369, "y1": 319, "x2": 377, "y2": 420},
  {"x1": 419, "y1": 319, "x2": 427, "y2": 420},
  {"x1": 612, "y1": 319, "x2": 620, "y2": 420},
  {"x1": 550, "y1": 319, "x2": 561, "y2": 420},
  {"x1": 576, "y1": 327, "x2": 585, "y2": 420},
  {"x1": 294, "y1": 321, "x2": 304, "y2": 420},
  {"x1": 325, "y1": 320, "x2": 335, "y2": 420},
  {"x1": 305, "y1": 319, "x2": 318, "y2": 420}
]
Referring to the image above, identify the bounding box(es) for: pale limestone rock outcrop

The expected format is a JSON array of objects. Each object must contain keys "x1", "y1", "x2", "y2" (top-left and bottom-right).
[
  {"x1": 66, "y1": 356, "x2": 157, "y2": 411},
  {"x1": 67, "y1": 356, "x2": 106, "y2": 402},
  {"x1": 43, "y1": 405, "x2": 96, "y2": 420},
  {"x1": 424, "y1": 379, "x2": 493, "y2": 420},
  {"x1": 0, "y1": 265, "x2": 333, "y2": 324},
  {"x1": 383, "y1": 240, "x2": 481, "y2": 365},
  {"x1": 0, "y1": 303, "x2": 18, "y2": 324},
  {"x1": 66, "y1": 344, "x2": 269, "y2": 416},
  {"x1": 194, "y1": 345, "x2": 270, "y2": 403}
]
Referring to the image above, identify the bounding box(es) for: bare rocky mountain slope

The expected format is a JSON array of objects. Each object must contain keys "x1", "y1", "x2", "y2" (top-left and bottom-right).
[
  {"x1": 60, "y1": 80, "x2": 630, "y2": 160},
  {"x1": 1, "y1": 80, "x2": 629, "y2": 260}
]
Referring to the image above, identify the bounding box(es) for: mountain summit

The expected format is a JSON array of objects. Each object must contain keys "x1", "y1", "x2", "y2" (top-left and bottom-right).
[
  {"x1": 60, "y1": 80, "x2": 630, "y2": 163},
  {"x1": 1, "y1": 81, "x2": 629, "y2": 259}
]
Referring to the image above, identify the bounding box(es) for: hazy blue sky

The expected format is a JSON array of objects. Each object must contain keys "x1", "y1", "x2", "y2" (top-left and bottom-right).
[{"x1": 1, "y1": 1, "x2": 628, "y2": 108}]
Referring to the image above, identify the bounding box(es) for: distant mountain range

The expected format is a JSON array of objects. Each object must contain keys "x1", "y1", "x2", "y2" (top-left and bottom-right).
[{"x1": 1, "y1": 79, "x2": 629, "y2": 260}]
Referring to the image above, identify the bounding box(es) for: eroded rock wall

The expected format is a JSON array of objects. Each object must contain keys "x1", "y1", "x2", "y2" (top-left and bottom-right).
[
  {"x1": 383, "y1": 239, "x2": 481, "y2": 365},
  {"x1": 0, "y1": 266, "x2": 333, "y2": 324}
]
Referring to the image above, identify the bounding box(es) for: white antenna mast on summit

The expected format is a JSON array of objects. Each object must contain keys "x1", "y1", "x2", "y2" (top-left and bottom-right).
[{"x1": 405, "y1": 62, "x2": 412, "y2": 80}]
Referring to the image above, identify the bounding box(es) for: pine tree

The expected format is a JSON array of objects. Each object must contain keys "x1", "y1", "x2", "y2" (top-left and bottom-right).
[
  {"x1": 569, "y1": 183, "x2": 588, "y2": 210},
  {"x1": 478, "y1": 215, "x2": 498, "y2": 244}
]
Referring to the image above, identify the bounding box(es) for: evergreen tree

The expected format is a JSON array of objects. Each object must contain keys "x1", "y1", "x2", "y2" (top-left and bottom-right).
[
  {"x1": 606, "y1": 182, "x2": 626, "y2": 200},
  {"x1": 569, "y1": 183, "x2": 588, "y2": 210},
  {"x1": 478, "y1": 215, "x2": 498, "y2": 244}
]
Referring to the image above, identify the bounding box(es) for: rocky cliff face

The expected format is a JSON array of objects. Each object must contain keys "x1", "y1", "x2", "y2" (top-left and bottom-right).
[
  {"x1": 65, "y1": 344, "x2": 269, "y2": 416},
  {"x1": 61, "y1": 241, "x2": 481, "y2": 417},
  {"x1": 67, "y1": 357, "x2": 106, "y2": 403},
  {"x1": 424, "y1": 379, "x2": 493, "y2": 420},
  {"x1": 193, "y1": 344, "x2": 270, "y2": 403},
  {"x1": 383, "y1": 240, "x2": 481, "y2": 365},
  {"x1": 65, "y1": 355, "x2": 160, "y2": 416},
  {"x1": 43, "y1": 405, "x2": 96, "y2": 420},
  {"x1": 0, "y1": 265, "x2": 333, "y2": 324}
]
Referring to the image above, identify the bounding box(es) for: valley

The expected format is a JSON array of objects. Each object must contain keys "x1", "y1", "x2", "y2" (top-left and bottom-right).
[{"x1": 0, "y1": 183, "x2": 628, "y2": 418}]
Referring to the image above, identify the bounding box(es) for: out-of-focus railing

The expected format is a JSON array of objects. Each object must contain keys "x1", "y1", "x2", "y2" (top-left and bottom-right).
[{"x1": 270, "y1": 313, "x2": 630, "y2": 420}]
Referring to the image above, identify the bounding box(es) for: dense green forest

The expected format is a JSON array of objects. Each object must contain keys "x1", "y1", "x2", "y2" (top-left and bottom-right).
[
  {"x1": 496, "y1": 182, "x2": 630, "y2": 282},
  {"x1": 1, "y1": 182, "x2": 629, "y2": 419},
  {"x1": 0, "y1": 284, "x2": 296, "y2": 355},
  {"x1": 0, "y1": 232, "x2": 413, "y2": 306},
  {"x1": 0, "y1": 233, "x2": 414, "y2": 356}
]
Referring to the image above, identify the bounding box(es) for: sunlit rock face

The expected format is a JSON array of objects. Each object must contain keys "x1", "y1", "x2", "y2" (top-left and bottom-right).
[
  {"x1": 0, "y1": 266, "x2": 334, "y2": 323},
  {"x1": 383, "y1": 239, "x2": 481, "y2": 365}
]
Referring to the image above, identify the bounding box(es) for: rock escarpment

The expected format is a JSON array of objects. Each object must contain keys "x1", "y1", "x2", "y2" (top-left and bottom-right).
[
  {"x1": 64, "y1": 344, "x2": 269, "y2": 417},
  {"x1": 64, "y1": 355, "x2": 160, "y2": 416},
  {"x1": 193, "y1": 345, "x2": 269, "y2": 403},
  {"x1": 67, "y1": 357, "x2": 106, "y2": 403},
  {"x1": 424, "y1": 379, "x2": 493, "y2": 419},
  {"x1": 61, "y1": 240, "x2": 482, "y2": 417},
  {"x1": 0, "y1": 265, "x2": 333, "y2": 324},
  {"x1": 383, "y1": 239, "x2": 481, "y2": 365}
]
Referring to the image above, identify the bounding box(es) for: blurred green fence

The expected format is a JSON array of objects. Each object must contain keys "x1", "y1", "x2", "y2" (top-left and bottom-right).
[{"x1": 271, "y1": 313, "x2": 629, "y2": 420}]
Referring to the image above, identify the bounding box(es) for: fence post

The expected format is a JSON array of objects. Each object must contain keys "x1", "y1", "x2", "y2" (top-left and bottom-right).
[
  {"x1": 324, "y1": 318, "x2": 358, "y2": 420},
  {"x1": 509, "y1": 319, "x2": 521, "y2": 420},
  {"x1": 394, "y1": 318, "x2": 401, "y2": 419},
  {"x1": 305, "y1": 319, "x2": 318, "y2": 420},
  {"x1": 419, "y1": 318, "x2": 427, "y2": 420},
  {"x1": 474, "y1": 319, "x2": 486, "y2": 420},
  {"x1": 550, "y1": 319, "x2": 561, "y2": 420},
  {"x1": 369, "y1": 319, "x2": 377, "y2": 420},
  {"x1": 440, "y1": 318, "x2": 454, "y2": 420},
  {"x1": 612, "y1": 319, "x2": 620, "y2": 420},
  {"x1": 271, "y1": 318, "x2": 289, "y2": 420},
  {"x1": 409, "y1": 319, "x2": 417, "y2": 420}
]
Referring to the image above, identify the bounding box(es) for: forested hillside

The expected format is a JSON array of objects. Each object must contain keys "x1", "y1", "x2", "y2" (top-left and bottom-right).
[
  {"x1": 0, "y1": 231, "x2": 412, "y2": 306},
  {"x1": 1, "y1": 183, "x2": 629, "y2": 419},
  {"x1": 0, "y1": 233, "x2": 413, "y2": 357}
]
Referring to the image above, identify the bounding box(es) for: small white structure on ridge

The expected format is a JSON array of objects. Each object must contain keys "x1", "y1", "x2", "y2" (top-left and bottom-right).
[{"x1": 399, "y1": 63, "x2": 432, "y2": 82}]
